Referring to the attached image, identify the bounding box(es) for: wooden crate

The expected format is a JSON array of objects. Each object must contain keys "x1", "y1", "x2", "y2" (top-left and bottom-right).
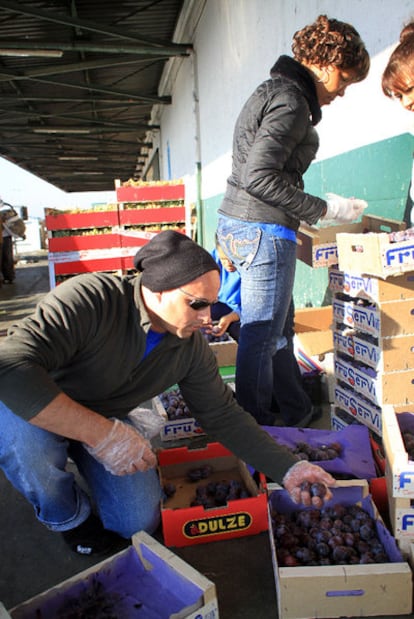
[
  {"x1": 332, "y1": 297, "x2": 414, "y2": 339},
  {"x1": 268, "y1": 480, "x2": 412, "y2": 619},
  {"x1": 337, "y1": 228, "x2": 414, "y2": 278},
  {"x1": 45, "y1": 183, "x2": 188, "y2": 287},
  {"x1": 333, "y1": 329, "x2": 414, "y2": 373},
  {"x1": 382, "y1": 405, "x2": 414, "y2": 498},
  {"x1": 8, "y1": 531, "x2": 218, "y2": 619},
  {"x1": 329, "y1": 267, "x2": 414, "y2": 303},
  {"x1": 297, "y1": 214, "x2": 405, "y2": 269}
]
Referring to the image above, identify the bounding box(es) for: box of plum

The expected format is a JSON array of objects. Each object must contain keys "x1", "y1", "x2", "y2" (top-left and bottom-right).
[
  {"x1": 202, "y1": 327, "x2": 238, "y2": 367},
  {"x1": 8, "y1": 531, "x2": 219, "y2": 619},
  {"x1": 158, "y1": 442, "x2": 268, "y2": 547},
  {"x1": 268, "y1": 480, "x2": 412, "y2": 619},
  {"x1": 153, "y1": 385, "x2": 206, "y2": 441}
]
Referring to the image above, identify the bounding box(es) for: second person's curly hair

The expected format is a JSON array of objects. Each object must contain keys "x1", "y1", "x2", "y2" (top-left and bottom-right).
[{"x1": 292, "y1": 14, "x2": 370, "y2": 82}]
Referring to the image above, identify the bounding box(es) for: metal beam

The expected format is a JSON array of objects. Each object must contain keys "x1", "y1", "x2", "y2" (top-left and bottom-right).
[
  {"x1": 0, "y1": 1, "x2": 193, "y2": 51},
  {"x1": 0, "y1": 69, "x2": 172, "y2": 104},
  {"x1": 0, "y1": 40, "x2": 191, "y2": 57}
]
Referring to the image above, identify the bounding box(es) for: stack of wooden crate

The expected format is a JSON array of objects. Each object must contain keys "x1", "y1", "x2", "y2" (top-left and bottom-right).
[
  {"x1": 45, "y1": 180, "x2": 188, "y2": 288},
  {"x1": 328, "y1": 267, "x2": 414, "y2": 437}
]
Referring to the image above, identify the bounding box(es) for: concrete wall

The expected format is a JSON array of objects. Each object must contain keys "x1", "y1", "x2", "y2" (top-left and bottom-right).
[{"x1": 148, "y1": 0, "x2": 414, "y2": 307}]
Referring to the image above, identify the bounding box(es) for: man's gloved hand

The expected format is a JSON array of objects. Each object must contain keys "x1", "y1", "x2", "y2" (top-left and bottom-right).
[
  {"x1": 323, "y1": 193, "x2": 367, "y2": 223},
  {"x1": 83, "y1": 418, "x2": 157, "y2": 475},
  {"x1": 282, "y1": 460, "x2": 336, "y2": 508}
]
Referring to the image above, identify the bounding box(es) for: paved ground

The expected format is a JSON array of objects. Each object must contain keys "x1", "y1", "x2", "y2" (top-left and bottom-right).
[
  {"x1": 0, "y1": 251, "x2": 50, "y2": 336},
  {"x1": 0, "y1": 255, "x2": 412, "y2": 619}
]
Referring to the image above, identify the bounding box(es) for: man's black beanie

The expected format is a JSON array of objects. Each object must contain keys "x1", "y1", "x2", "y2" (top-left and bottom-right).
[{"x1": 133, "y1": 230, "x2": 219, "y2": 292}]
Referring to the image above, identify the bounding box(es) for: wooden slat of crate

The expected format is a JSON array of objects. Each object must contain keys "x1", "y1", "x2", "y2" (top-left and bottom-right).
[
  {"x1": 48, "y1": 234, "x2": 122, "y2": 252},
  {"x1": 45, "y1": 210, "x2": 119, "y2": 231},
  {"x1": 116, "y1": 184, "x2": 185, "y2": 203},
  {"x1": 119, "y1": 206, "x2": 186, "y2": 225}
]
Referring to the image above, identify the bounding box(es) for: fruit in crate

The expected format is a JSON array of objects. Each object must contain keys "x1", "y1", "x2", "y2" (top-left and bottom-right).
[
  {"x1": 159, "y1": 387, "x2": 191, "y2": 420},
  {"x1": 201, "y1": 326, "x2": 232, "y2": 343},
  {"x1": 401, "y1": 429, "x2": 414, "y2": 460},
  {"x1": 292, "y1": 440, "x2": 342, "y2": 462},
  {"x1": 270, "y1": 503, "x2": 389, "y2": 567}
]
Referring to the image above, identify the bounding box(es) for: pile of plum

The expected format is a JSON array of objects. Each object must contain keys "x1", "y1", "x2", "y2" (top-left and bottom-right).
[
  {"x1": 201, "y1": 326, "x2": 232, "y2": 343},
  {"x1": 401, "y1": 429, "x2": 414, "y2": 461},
  {"x1": 163, "y1": 465, "x2": 251, "y2": 508},
  {"x1": 290, "y1": 440, "x2": 342, "y2": 462},
  {"x1": 159, "y1": 388, "x2": 191, "y2": 420},
  {"x1": 271, "y1": 502, "x2": 389, "y2": 567}
]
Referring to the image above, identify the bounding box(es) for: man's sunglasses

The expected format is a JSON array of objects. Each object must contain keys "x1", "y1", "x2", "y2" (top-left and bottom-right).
[{"x1": 178, "y1": 288, "x2": 217, "y2": 310}]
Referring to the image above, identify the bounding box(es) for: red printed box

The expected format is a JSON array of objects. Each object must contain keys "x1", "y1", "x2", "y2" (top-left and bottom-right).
[{"x1": 158, "y1": 442, "x2": 268, "y2": 547}]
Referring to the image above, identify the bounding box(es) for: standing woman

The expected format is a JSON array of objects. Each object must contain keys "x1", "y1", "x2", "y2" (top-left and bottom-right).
[
  {"x1": 217, "y1": 15, "x2": 369, "y2": 427},
  {"x1": 382, "y1": 21, "x2": 414, "y2": 227}
]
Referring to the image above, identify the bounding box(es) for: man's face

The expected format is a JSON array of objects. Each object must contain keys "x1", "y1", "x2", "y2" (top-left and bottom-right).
[{"x1": 148, "y1": 270, "x2": 220, "y2": 338}]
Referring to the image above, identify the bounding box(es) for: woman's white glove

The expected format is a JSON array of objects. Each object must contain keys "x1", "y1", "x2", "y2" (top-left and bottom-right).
[
  {"x1": 323, "y1": 193, "x2": 367, "y2": 223},
  {"x1": 83, "y1": 418, "x2": 157, "y2": 475},
  {"x1": 282, "y1": 460, "x2": 336, "y2": 508}
]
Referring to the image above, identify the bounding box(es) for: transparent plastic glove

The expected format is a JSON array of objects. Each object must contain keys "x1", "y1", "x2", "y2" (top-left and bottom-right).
[
  {"x1": 282, "y1": 460, "x2": 336, "y2": 508},
  {"x1": 323, "y1": 193, "x2": 367, "y2": 223},
  {"x1": 127, "y1": 406, "x2": 165, "y2": 440},
  {"x1": 83, "y1": 419, "x2": 157, "y2": 476}
]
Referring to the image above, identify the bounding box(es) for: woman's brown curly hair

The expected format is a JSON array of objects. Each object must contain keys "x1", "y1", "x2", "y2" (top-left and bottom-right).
[
  {"x1": 292, "y1": 14, "x2": 370, "y2": 82},
  {"x1": 382, "y1": 22, "x2": 414, "y2": 97}
]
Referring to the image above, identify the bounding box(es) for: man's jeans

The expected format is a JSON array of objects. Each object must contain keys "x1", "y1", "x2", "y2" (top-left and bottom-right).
[
  {"x1": 0, "y1": 401, "x2": 161, "y2": 538},
  {"x1": 217, "y1": 216, "x2": 311, "y2": 425}
]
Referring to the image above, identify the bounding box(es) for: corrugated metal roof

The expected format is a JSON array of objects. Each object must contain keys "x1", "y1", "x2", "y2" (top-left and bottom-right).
[{"x1": 0, "y1": 0, "x2": 190, "y2": 192}]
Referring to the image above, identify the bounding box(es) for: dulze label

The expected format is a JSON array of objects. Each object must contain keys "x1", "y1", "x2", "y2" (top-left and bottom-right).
[{"x1": 183, "y1": 512, "x2": 252, "y2": 539}]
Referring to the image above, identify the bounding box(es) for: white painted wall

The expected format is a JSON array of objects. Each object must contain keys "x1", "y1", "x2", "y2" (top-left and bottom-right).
[{"x1": 152, "y1": 0, "x2": 414, "y2": 200}]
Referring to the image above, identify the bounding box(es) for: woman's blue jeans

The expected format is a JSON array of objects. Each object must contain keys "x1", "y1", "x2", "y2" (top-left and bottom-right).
[
  {"x1": 217, "y1": 216, "x2": 311, "y2": 425},
  {"x1": 0, "y1": 401, "x2": 162, "y2": 538}
]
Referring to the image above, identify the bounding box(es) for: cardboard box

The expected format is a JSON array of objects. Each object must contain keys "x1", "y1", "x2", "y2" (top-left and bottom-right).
[
  {"x1": 297, "y1": 214, "x2": 405, "y2": 269},
  {"x1": 333, "y1": 328, "x2": 414, "y2": 372},
  {"x1": 268, "y1": 480, "x2": 412, "y2": 619},
  {"x1": 208, "y1": 335, "x2": 238, "y2": 367},
  {"x1": 330, "y1": 405, "x2": 360, "y2": 432},
  {"x1": 386, "y1": 477, "x2": 414, "y2": 539},
  {"x1": 334, "y1": 356, "x2": 414, "y2": 408},
  {"x1": 329, "y1": 268, "x2": 414, "y2": 303},
  {"x1": 152, "y1": 386, "x2": 206, "y2": 442},
  {"x1": 337, "y1": 228, "x2": 414, "y2": 279},
  {"x1": 294, "y1": 306, "x2": 333, "y2": 357},
  {"x1": 158, "y1": 442, "x2": 268, "y2": 547},
  {"x1": 334, "y1": 382, "x2": 383, "y2": 435},
  {"x1": 332, "y1": 297, "x2": 414, "y2": 339},
  {"x1": 8, "y1": 531, "x2": 219, "y2": 619},
  {"x1": 382, "y1": 405, "x2": 414, "y2": 498}
]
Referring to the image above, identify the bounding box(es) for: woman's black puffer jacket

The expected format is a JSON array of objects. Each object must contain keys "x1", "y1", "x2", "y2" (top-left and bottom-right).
[{"x1": 219, "y1": 55, "x2": 327, "y2": 231}]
